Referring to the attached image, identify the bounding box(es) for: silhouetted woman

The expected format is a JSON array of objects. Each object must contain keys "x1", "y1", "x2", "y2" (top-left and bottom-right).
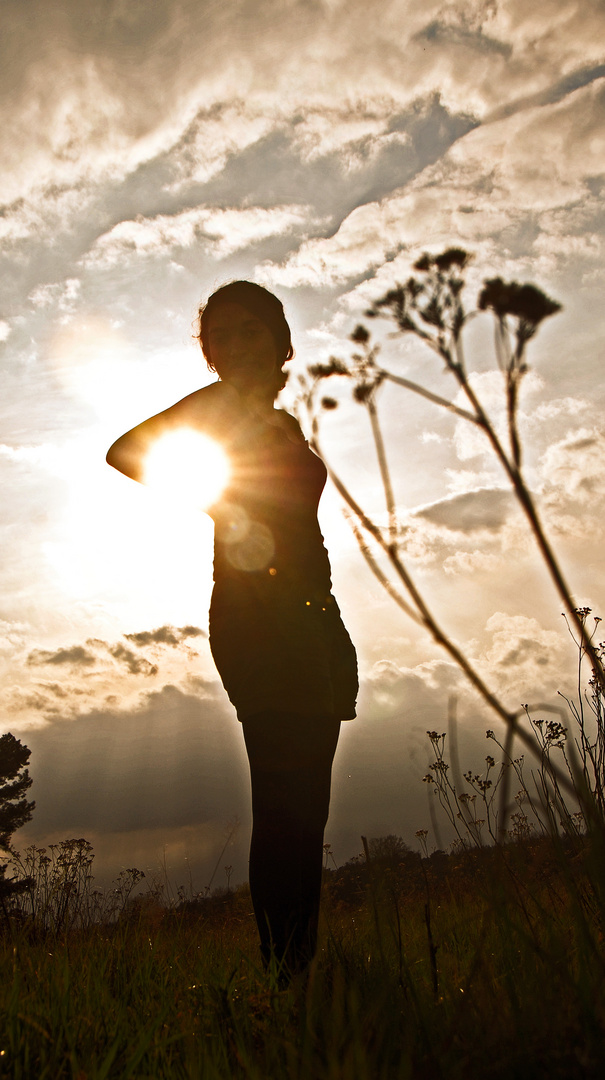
[{"x1": 106, "y1": 281, "x2": 358, "y2": 975}]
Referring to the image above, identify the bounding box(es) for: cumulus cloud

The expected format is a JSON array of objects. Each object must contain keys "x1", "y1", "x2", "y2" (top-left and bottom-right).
[
  {"x1": 532, "y1": 397, "x2": 588, "y2": 422},
  {"x1": 362, "y1": 657, "x2": 464, "y2": 715},
  {"x1": 167, "y1": 103, "x2": 280, "y2": 189},
  {"x1": 477, "y1": 612, "x2": 567, "y2": 701},
  {"x1": 0, "y1": 185, "x2": 97, "y2": 246}
]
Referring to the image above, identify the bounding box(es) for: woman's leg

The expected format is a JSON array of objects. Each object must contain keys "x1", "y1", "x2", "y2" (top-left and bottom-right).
[{"x1": 242, "y1": 711, "x2": 341, "y2": 973}]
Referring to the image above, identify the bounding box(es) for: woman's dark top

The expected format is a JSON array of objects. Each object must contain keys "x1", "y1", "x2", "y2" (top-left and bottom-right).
[{"x1": 208, "y1": 409, "x2": 358, "y2": 722}]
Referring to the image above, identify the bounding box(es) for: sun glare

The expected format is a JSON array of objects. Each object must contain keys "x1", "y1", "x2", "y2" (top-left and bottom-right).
[{"x1": 143, "y1": 428, "x2": 230, "y2": 509}]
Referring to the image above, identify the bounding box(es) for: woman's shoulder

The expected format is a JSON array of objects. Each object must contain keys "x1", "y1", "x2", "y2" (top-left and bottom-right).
[
  {"x1": 170, "y1": 381, "x2": 243, "y2": 430},
  {"x1": 272, "y1": 409, "x2": 306, "y2": 443},
  {"x1": 176, "y1": 380, "x2": 238, "y2": 410}
]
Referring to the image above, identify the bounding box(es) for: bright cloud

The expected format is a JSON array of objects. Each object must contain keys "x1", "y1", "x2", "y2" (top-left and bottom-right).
[
  {"x1": 477, "y1": 611, "x2": 567, "y2": 700},
  {"x1": 83, "y1": 204, "x2": 313, "y2": 268},
  {"x1": 4, "y1": 0, "x2": 605, "y2": 206},
  {"x1": 541, "y1": 427, "x2": 605, "y2": 506},
  {"x1": 262, "y1": 78, "x2": 605, "y2": 287}
]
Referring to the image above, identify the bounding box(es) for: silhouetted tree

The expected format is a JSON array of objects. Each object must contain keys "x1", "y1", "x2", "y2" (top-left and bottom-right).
[
  {"x1": 367, "y1": 834, "x2": 416, "y2": 867},
  {"x1": 0, "y1": 733, "x2": 35, "y2": 921}
]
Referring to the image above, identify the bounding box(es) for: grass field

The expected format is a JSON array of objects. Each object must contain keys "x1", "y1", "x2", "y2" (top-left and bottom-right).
[{"x1": 2, "y1": 832, "x2": 604, "y2": 1080}]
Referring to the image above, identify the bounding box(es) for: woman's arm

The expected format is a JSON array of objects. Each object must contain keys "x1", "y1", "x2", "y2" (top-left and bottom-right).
[{"x1": 106, "y1": 381, "x2": 237, "y2": 483}]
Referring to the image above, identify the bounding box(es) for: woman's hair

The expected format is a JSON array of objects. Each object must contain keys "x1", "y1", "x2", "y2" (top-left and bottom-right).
[{"x1": 195, "y1": 280, "x2": 293, "y2": 395}]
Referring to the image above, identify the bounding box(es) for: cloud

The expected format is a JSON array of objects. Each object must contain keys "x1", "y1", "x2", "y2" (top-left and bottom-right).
[
  {"x1": 262, "y1": 78, "x2": 605, "y2": 287},
  {"x1": 532, "y1": 397, "x2": 588, "y2": 422},
  {"x1": 18, "y1": 683, "x2": 248, "y2": 834},
  {"x1": 3, "y1": 622, "x2": 220, "y2": 730},
  {"x1": 108, "y1": 643, "x2": 158, "y2": 678},
  {"x1": 26, "y1": 645, "x2": 97, "y2": 669},
  {"x1": 0, "y1": 185, "x2": 98, "y2": 250},
  {"x1": 82, "y1": 204, "x2": 313, "y2": 268},
  {"x1": 5, "y1": 0, "x2": 604, "y2": 212},
  {"x1": 414, "y1": 488, "x2": 514, "y2": 534},
  {"x1": 28, "y1": 278, "x2": 81, "y2": 312},
  {"x1": 166, "y1": 103, "x2": 281, "y2": 189},
  {"x1": 541, "y1": 427, "x2": 605, "y2": 505},
  {"x1": 477, "y1": 612, "x2": 567, "y2": 701},
  {"x1": 124, "y1": 625, "x2": 206, "y2": 648}
]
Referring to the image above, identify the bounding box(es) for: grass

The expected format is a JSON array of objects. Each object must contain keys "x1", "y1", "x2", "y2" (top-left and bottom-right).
[{"x1": 2, "y1": 838, "x2": 605, "y2": 1079}]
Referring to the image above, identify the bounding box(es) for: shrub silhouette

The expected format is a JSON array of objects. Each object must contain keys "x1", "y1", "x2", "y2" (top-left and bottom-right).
[{"x1": 0, "y1": 732, "x2": 35, "y2": 922}]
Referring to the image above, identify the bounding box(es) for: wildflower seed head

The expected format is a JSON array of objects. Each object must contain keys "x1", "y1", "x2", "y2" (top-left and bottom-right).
[
  {"x1": 350, "y1": 324, "x2": 370, "y2": 345},
  {"x1": 478, "y1": 278, "x2": 561, "y2": 328}
]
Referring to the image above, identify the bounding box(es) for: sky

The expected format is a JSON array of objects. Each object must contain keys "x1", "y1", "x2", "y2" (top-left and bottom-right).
[{"x1": 1, "y1": 0, "x2": 604, "y2": 890}]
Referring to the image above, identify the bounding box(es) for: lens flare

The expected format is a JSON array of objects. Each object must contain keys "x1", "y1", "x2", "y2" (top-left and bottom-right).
[{"x1": 143, "y1": 428, "x2": 230, "y2": 509}]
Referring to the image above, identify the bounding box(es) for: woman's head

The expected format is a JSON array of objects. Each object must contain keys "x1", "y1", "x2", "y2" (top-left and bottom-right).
[{"x1": 196, "y1": 281, "x2": 293, "y2": 396}]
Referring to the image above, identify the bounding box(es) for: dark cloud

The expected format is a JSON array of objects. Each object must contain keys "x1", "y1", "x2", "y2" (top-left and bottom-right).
[
  {"x1": 41, "y1": 682, "x2": 71, "y2": 698},
  {"x1": 26, "y1": 645, "x2": 97, "y2": 668},
  {"x1": 22, "y1": 684, "x2": 248, "y2": 834},
  {"x1": 414, "y1": 489, "x2": 514, "y2": 534},
  {"x1": 12, "y1": 666, "x2": 495, "y2": 879},
  {"x1": 108, "y1": 643, "x2": 158, "y2": 677},
  {"x1": 416, "y1": 19, "x2": 512, "y2": 58},
  {"x1": 124, "y1": 625, "x2": 206, "y2": 648},
  {"x1": 496, "y1": 638, "x2": 551, "y2": 669},
  {"x1": 487, "y1": 61, "x2": 605, "y2": 122},
  {"x1": 179, "y1": 625, "x2": 206, "y2": 639}
]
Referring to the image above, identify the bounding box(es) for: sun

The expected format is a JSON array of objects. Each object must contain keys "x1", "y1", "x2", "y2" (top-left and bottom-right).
[{"x1": 143, "y1": 428, "x2": 230, "y2": 510}]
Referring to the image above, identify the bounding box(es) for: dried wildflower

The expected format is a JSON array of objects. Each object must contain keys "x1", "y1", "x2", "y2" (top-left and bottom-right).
[
  {"x1": 353, "y1": 383, "x2": 374, "y2": 404},
  {"x1": 435, "y1": 248, "x2": 469, "y2": 272},
  {"x1": 350, "y1": 324, "x2": 370, "y2": 344},
  {"x1": 413, "y1": 248, "x2": 470, "y2": 274},
  {"x1": 307, "y1": 358, "x2": 350, "y2": 379},
  {"x1": 478, "y1": 278, "x2": 561, "y2": 333},
  {"x1": 321, "y1": 397, "x2": 338, "y2": 410}
]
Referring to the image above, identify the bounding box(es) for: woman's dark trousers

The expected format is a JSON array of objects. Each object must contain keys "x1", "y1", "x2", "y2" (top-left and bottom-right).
[{"x1": 242, "y1": 711, "x2": 341, "y2": 974}]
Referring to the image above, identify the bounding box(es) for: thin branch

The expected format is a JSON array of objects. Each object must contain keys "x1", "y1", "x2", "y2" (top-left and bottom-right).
[
  {"x1": 313, "y1": 432, "x2": 576, "y2": 788},
  {"x1": 451, "y1": 372, "x2": 605, "y2": 693},
  {"x1": 344, "y1": 511, "x2": 422, "y2": 626},
  {"x1": 367, "y1": 395, "x2": 397, "y2": 544},
  {"x1": 379, "y1": 368, "x2": 479, "y2": 424}
]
